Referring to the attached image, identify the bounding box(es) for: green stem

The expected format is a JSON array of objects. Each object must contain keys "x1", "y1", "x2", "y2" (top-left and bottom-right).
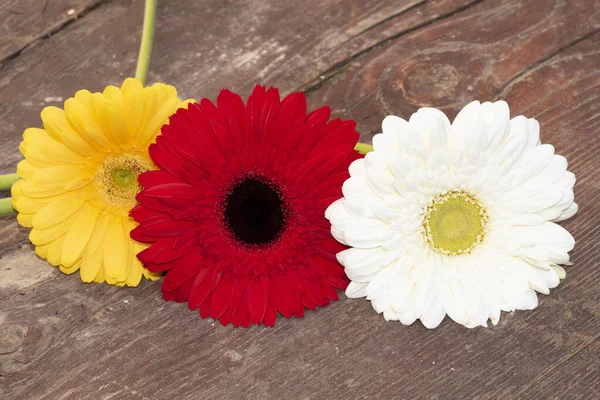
[
  {"x1": 354, "y1": 142, "x2": 374, "y2": 154},
  {"x1": 0, "y1": 173, "x2": 19, "y2": 191},
  {"x1": 134, "y1": 0, "x2": 157, "y2": 86},
  {"x1": 0, "y1": 198, "x2": 15, "y2": 216}
]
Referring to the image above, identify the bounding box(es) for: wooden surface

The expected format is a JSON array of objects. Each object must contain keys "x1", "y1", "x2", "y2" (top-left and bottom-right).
[{"x1": 1, "y1": 0, "x2": 599, "y2": 398}]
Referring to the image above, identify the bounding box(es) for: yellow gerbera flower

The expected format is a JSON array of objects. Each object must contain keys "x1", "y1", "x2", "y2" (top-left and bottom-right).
[{"x1": 11, "y1": 78, "x2": 191, "y2": 286}]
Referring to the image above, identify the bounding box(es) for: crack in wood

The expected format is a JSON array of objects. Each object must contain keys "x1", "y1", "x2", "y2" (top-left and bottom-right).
[
  {"x1": 492, "y1": 28, "x2": 600, "y2": 101},
  {"x1": 300, "y1": 0, "x2": 487, "y2": 94},
  {"x1": 345, "y1": 0, "x2": 430, "y2": 43},
  {"x1": 0, "y1": 0, "x2": 112, "y2": 66}
]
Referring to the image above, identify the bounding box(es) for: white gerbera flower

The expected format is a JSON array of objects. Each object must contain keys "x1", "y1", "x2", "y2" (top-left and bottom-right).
[{"x1": 326, "y1": 101, "x2": 577, "y2": 329}]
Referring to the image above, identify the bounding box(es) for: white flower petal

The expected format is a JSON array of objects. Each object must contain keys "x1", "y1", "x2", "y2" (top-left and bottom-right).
[
  {"x1": 513, "y1": 289, "x2": 539, "y2": 310},
  {"x1": 366, "y1": 168, "x2": 396, "y2": 198},
  {"x1": 510, "y1": 144, "x2": 555, "y2": 188},
  {"x1": 330, "y1": 226, "x2": 347, "y2": 245},
  {"x1": 449, "y1": 101, "x2": 486, "y2": 155},
  {"x1": 389, "y1": 154, "x2": 410, "y2": 180},
  {"x1": 383, "y1": 308, "x2": 399, "y2": 321},
  {"x1": 409, "y1": 107, "x2": 450, "y2": 151},
  {"x1": 555, "y1": 169, "x2": 576, "y2": 190},
  {"x1": 346, "y1": 281, "x2": 368, "y2": 298},
  {"x1": 371, "y1": 296, "x2": 390, "y2": 314},
  {"x1": 342, "y1": 219, "x2": 393, "y2": 248},
  {"x1": 481, "y1": 101, "x2": 510, "y2": 152},
  {"x1": 372, "y1": 130, "x2": 400, "y2": 157},
  {"x1": 366, "y1": 277, "x2": 389, "y2": 301},
  {"x1": 382, "y1": 116, "x2": 424, "y2": 158},
  {"x1": 554, "y1": 202, "x2": 578, "y2": 222},
  {"x1": 524, "y1": 118, "x2": 541, "y2": 150},
  {"x1": 533, "y1": 155, "x2": 568, "y2": 186},
  {"x1": 536, "y1": 265, "x2": 561, "y2": 289},
  {"x1": 490, "y1": 124, "x2": 529, "y2": 174},
  {"x1": 325, "y1": 199, "x2": 355, "y2": 230},
  {"x1": 512, "y1": 222, "x2": 575, "y2": 248},
  {"x1": 337, "y1": 247, "x2": 386, "y2": 277},
  {"x1": 420, "y1": 295, "x2": 446, "y2": 329},
  {"x1": 348, "y1": 158, "x2": 366, "y2": 177},
  {"x1": 503, "y1": 186, "x2": 564, "y2": 213}
]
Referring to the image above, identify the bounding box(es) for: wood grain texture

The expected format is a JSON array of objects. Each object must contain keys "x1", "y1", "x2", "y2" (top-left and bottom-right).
[
  {"x1": 0, "y1": 0, "x2": 599, "y2": 399},
  {"x1": 0, "y1": 0, "x2": 105, "y2": 62}
]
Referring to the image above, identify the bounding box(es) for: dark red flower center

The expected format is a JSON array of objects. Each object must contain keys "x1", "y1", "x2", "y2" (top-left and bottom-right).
[{"x1": 223, "y1": 176, "x2": 289, "y2": 246}]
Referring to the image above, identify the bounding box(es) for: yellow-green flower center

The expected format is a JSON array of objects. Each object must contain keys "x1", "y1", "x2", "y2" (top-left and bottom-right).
[
  {"x1": 96, "y1": 154, "x2": 151, "y2": 208},
  {"x1": 111, "y1": 168, "x2": 137, "y2": 188},
  {"x1": 423, "y1": 190, "x2": 488, "y2": 256}
]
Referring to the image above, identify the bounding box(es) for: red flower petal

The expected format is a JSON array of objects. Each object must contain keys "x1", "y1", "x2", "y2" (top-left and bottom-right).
[
  {"x1": 231, "y1": 300, "x2": 248, "y2": 327},
  {"x1": 263, "y1": 301, "x2": 278, "y2": 327},
  {"x1": 211, "y1": 278, "x2": 233, "y2": 319},
  {"x1": 321, "y1": 279, "x2": 339, "y2": 301},
  {"x1": 161, "y1": 252, "x2": 203, "y2": 291},
  {"x1": 219, "y1": 308, "x2": 233, "y2": 327},
  {"x1": 229, "y1": 278, "x2": 248, "y2": 315},
  {"x1": 247, "y1": 277, "x2": 269, "y2": 324},
  {"x1": 188, "y1": 267, "x2": 213, "y2": 309},
  {"x1": 199, "y1": 293, "x2": 212, "y2": 318}
]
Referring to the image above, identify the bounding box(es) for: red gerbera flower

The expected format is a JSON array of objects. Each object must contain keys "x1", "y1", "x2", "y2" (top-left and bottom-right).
[{"x1": 130, "y1": 85, "x2": 361, "y2": 327}]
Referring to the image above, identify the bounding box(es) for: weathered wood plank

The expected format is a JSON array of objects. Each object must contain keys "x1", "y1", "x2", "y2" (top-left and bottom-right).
[
  {"x1": 0, "y1": 0, "x2": 599, "y2": 399},
  {"x1": 0, "y1": 0, "x2": 105, "y2": 62},
  {"x1": 516, "y1": 340, "x2": 600, "y2": 399}
]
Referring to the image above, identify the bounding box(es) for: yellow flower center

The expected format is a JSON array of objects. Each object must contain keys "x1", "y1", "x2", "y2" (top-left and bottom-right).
[
  {"x1": 95, "y1": 154, "x2": 152, "y2": 209},
  {"x1": 423, "y1": 190, "x2": 488, "y2": 256}
]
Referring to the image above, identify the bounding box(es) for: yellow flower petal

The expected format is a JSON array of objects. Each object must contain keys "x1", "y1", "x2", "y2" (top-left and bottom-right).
[
  {"x1": 103, "y1": 216, "x2": 127, "y2": 280},
  {"x1": 68, "y1": 90, "x2": 112, "y2": 150},
  {"x1": 117, "y1": 237, "x2": 133, "y2": 283},
  {"x1": 47, "y1": 235, "x2": 65, "y2": 266},
  {"x1": 14, "y1": 195, "x2": 51, "y2": 214},
  {"x1": 102, "y1": 85, "x2": 124, "y2": 104},
  {"x1": 61, "y1": 205, "x2": 100, "y2": 267},
  {"x1": 16, "y1": 160, "x2": 39, "y2": 180},
  {"x1": 104, "y1": 272, "x2": 126, "y2": 286},
  {"x1": 136, "y1": 83, "x2": 182, "y2": 145},
  {"x1": 93, "y1": 266, "x2": 105, "y2": 283},
  {"x1": 123, "y1": 221, "x2": 146, "y2": 286},
  {"x1": 100, "y1": 98, "x2": 129, "y2": 146},
  {"x1": 143, "y1": 267, "x2": 162, "y2": 281},
  {"x1": 20, "y1": 130, "x2": 60, "y2": 167},
  {"x1": 126, "y1": 255, "x2": 144, "y2": 287},
  {"x1": 80, "y1": 247, "x2": 103, "y2": 283},
  {"x1": 87, "y1": 215, "x2": 110, "y2": 254},
  {"x1": 122, "y1": 78, "x2": 144, "y2": 140},
  {"x1": 20, "y1": 181, "x2": 65, "y2": 198},
  {"x1": 17, "y1": 213, "x2": 34, "y2": 227},
  {"x1": 22, "y1": 128, "x2": 88, "y2": 166},
  {"x1": 31, "y1": 193, "x2": 84, "y2": 230},
  {"x1": 59, "y1": 262, "x2": 80, "y2": 275},
  {"x1": 35, "y1": 243, "x2": 50, "y2": 258},
  {"x1": 32, "y1": 165, "x2": 91, "y2": 189},
  {"x1": 11, "y1": 179, "x2": 23, "y2": 209},
  {"x1": 42, "y1": 106, "x2": 95, "y2": 157},
  {"x1": 11, "y1": 178, "x2": 23, "y2": 198},
  {"x1": 29, "y1": 223, "x2": 67, "y2": 246}
]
